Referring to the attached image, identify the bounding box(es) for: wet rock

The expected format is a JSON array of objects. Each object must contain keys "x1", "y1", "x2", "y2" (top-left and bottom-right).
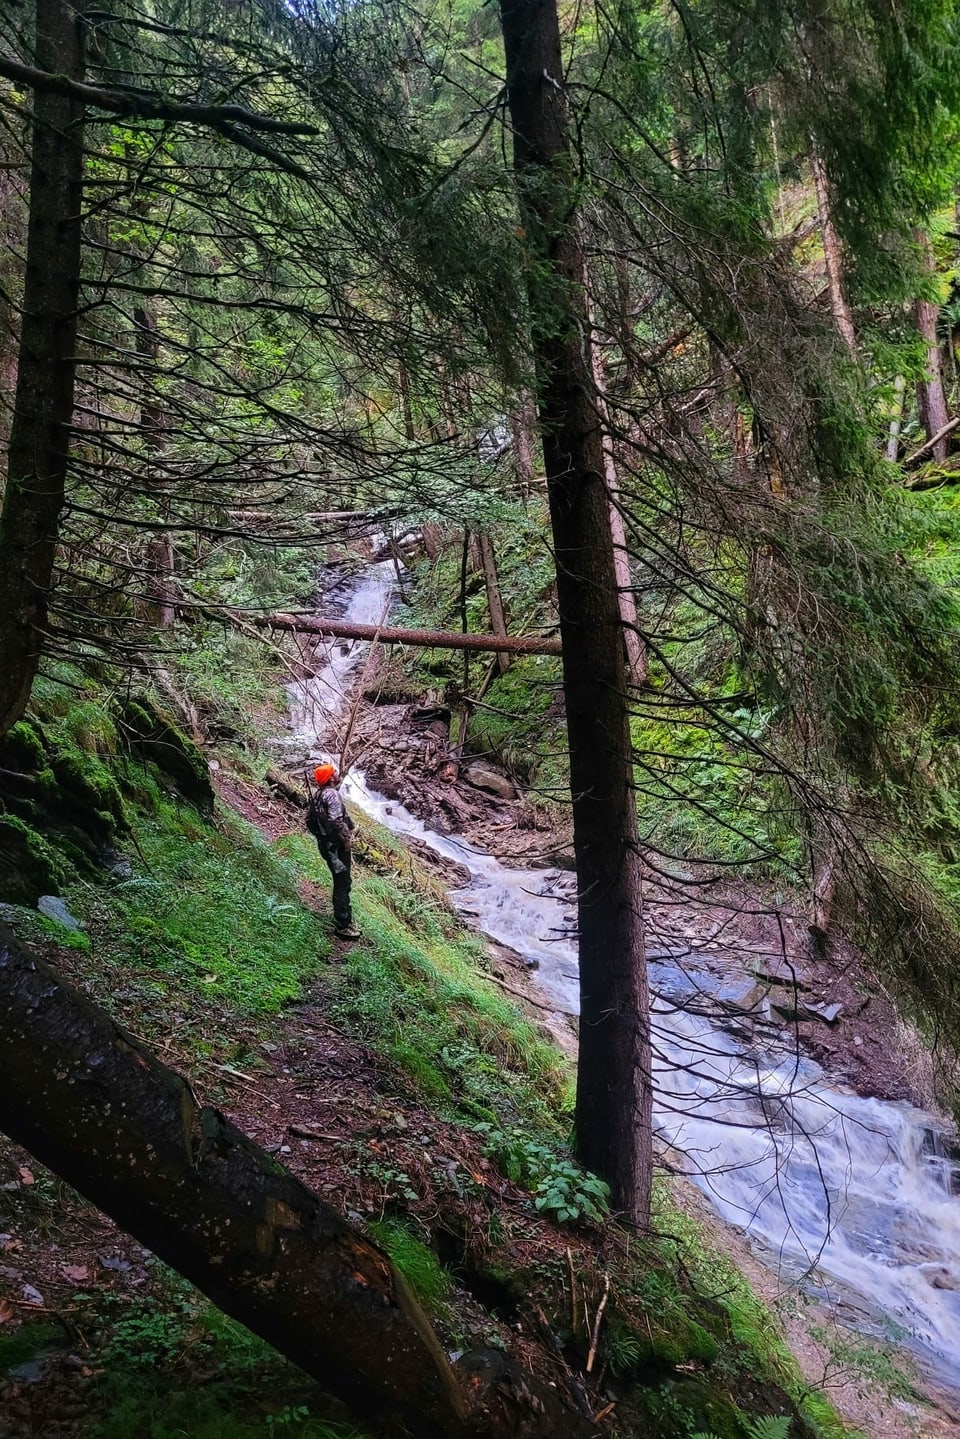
[
  {"x1": 463, "y1": 763, "x2": 517, "y2": 801},
  {"x1": 100, "y1": 847, "x2": 133, "y2": 879},
  {"x1": 918, "y1": 1263, "x2": 959, "y2": 1290},
  {"x1": 407, "y1": 704, "x2": 451, "y2": 740},
  {"x1": 37, "y1": 895, "x2": 83, "y2": 931},
  {"x1": 772, "y1": 998, "x2": 843, "y2": 1025},
  {"x1": 753, "y1": 957, "x2": 812, "y2": 991}
]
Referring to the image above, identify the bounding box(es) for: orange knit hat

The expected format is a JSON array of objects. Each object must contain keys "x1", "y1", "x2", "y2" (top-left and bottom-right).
[{"x1": 314, "y1": 764, "x2": 336, "y2": 786}]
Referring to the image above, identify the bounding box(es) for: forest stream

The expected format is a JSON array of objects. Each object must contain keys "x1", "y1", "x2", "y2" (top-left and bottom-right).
[{"x1": 285, "y1": 561, "x2": 960, "y2": 1397}]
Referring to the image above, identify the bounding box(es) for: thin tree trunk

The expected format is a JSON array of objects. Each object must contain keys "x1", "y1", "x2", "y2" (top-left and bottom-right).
[
  {"x1": 477, "y1": 532, "x2": 511, "y2": 675},
  {"x1": 144, "y1": 531, "x2": 177, "y2": 630},
  {"x1": 886, "y1": 374, "x2": 906, "y2": 463},
  {"x1": 914, "y1": 230, "x2": 950, "y2": 462},
  {"x1": 509, "y1": 392, "x2": 539, "y2": 494},
  {"x1": 461, "y1": 527, "x2": 473, "y2": 698},
  {"x1": 0, "y1": 926, "x2": 593, "y2": 1439},
  {"x1": 810, "y1": 144, "x2": 856, "y2": 355},
  {"x1": 586, "y1": 283, "x2": 646, "y2": 689},
  {"x1": 498, "y1": 0, "x2": 652, "y2": 1225},
  {"x1": 0, "y1": 0, "x2": 85, "y2": 737},
  {"x1": 399, "y1": 357, "x2": 416, "y2": 441}
]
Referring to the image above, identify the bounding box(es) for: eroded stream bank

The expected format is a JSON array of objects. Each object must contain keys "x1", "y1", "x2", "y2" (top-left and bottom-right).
[{"x1": 281, "y1": 560, "x2": 960, "y2": 1402}]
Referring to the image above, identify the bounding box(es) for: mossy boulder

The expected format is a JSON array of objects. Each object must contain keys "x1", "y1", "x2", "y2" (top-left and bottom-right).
[
  {"x1": 0, "y1": 718, "x2": 128, "y2": 885},
  {"x1": 45, "y1": 748, "x2": 126, "y2": 841},
  {"x1": 115, "y1": 695, "x2": 214, "y2": 813},
  {"x1": 2, "y1": 720, "x2": 47, "y2": 774},
  {"x1": 0, "y1": 815, "x2": 67, "y2": 904},
  {"x1": 666, "y1": 1379, "x2": 746, "y2": 1436}
]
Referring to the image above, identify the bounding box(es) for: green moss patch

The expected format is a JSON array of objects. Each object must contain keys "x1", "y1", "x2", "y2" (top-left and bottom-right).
[
  {"x1": 0, "y1": 813, "x2": 68, "y2": 903},
  {"x1": 365, "y1": 1219, "x2": 451, "y2": 1312},
  {"x1": 79, "y1": 799, "x2": 329, "y2": 1017}
]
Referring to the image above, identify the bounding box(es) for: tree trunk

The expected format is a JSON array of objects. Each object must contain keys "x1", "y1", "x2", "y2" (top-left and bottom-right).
[
  {"x1": 586, "y1": 284, "x2": 646, "y2": 689},
  {"x1": 144, "y1": 531, "x2": 177, "y2": 630},
  {"x1": 885, "y1": 374, "x2": 906, "y2": 463},
  {"x1": 509, "y1": 391, "x2": 539, "y2": 494},
  {"x1": 0, "y1": 926, "x2": 593, "y2": 1439},
  {"x1": 914, "y1": 230, "x2": 950, "y2": 462},
  {"x1": 810, "y1": 144, "x2": 856, "y2": 355},
  {"x1": 0, "y1": 0, "x2": 86, "y2": 737},
  {"x1": 498, "y1": 0, "x2": 652, "y2": 1225},
  {"x1": 0, "y1": 924, "x2": 465, "y2": 1437},
  {"x1": 399, "y1": 356, "x2": 416, "y2": 441},
  {"x1": 227, "y1": 607, "x2": 563, "y2": 654},
  {"x1": 477, "y1": 532, "x2": 511, "y2": 675}
]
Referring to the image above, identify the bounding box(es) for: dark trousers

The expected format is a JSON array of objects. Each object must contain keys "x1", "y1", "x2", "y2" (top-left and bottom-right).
[{"x1": 317, "y1": 840, "x2": 353, "y2": 928}]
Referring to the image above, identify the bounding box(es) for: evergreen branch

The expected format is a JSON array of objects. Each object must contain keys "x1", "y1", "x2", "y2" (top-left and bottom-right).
[{"x1": 0, "y1": 53, "x2": 319, "y2": 139}]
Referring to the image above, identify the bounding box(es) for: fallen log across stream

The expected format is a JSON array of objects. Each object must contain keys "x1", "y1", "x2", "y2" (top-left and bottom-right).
[{"x1": 231, "y1": 608, "x2": 563, "y2": 656}]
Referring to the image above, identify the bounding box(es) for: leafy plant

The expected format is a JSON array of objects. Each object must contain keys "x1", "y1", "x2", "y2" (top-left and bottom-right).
[
  {"x1": 476, "y1": 1124, "x2": 610, "y2": 1225},
  {"x1": 265, "y1": 1406, "x2": 311, "y2": 1431},
  {"x1": 532, "y1": 1160, "x2": 610, "y2": 1225},
  {"x1": 603, "y1": 1323, "x2": 645, "y2": 1377},
  {"x1": 692, "y1": 1416, "x2": 792, "y2": 1439}
]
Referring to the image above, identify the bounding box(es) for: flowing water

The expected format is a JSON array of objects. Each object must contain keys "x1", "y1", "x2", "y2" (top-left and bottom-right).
[{"x1": 286, "y1": 562, "x2": 960, "y2": 1392}]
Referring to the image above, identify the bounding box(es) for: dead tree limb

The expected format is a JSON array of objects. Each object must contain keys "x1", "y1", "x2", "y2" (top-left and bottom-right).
[
  {"x1": 904, "y1": 415, "x2": 959, "y2": 469},
  {"x1": 231, "y1": 610, "x2": 563, "y2": 656}
]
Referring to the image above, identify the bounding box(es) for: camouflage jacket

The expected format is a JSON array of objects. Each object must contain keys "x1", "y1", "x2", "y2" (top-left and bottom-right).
[{"x1": 306, "y1": 785, "x2": 355, "y2": 849}]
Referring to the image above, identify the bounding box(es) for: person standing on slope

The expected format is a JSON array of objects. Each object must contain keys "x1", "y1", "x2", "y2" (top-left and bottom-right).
[{"x1": 306, "y1": 764, "x2": 360, "y2": 940}]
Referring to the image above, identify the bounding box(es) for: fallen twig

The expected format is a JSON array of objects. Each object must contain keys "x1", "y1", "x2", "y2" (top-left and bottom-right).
[{"x1": 585, "y1": 1272, "x2": 610, "y2": 1373}]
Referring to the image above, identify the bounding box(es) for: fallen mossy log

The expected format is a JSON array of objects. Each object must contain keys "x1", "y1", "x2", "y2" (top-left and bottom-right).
[
  {"x1": 0, "y1": 926, "x2": 592, "y2": 1439},
  {"x1": 233, "y1": 609, "x2": 563, "y2": 657}
]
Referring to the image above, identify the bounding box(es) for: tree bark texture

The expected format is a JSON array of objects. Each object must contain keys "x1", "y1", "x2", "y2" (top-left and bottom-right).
[
  {"x1": 478, "y1": 532, "x2": 511, "y2": 675},
  {"x1": 0, "y1": 0, "x2": 86, "y2": 738},
  {"x1": 498, "y1": 0, "x2": 653, "y2": 1224},
  {"x1": 810, "y1": 145, "x2": 856, "y2": 355},
  {"x1": 234, "y1": 609, "x2": 562, "y2": 655},
  {"x1": 586, "y1": 289, "x2": 646, "y2": 689},
  {"x1": 913, "y1": 230, "x2": 950, "y2": 462},
  {"x1": 509, "y1": 392, "x2": 539, "y2": 494}
]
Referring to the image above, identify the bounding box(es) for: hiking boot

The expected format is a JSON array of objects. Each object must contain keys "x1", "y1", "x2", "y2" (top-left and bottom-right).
[{"x1": 335, "y1": 925, "x2": 361, "y2": 940}]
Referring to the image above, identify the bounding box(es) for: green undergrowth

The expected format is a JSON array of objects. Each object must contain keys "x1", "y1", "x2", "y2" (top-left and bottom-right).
[
  {"x1": 651, "y1": 1188, "x2": 850, "y2": 1439},
  {"x1": 85, "y1": 1267, "x2": 366, "y2": 1439},
  {"x1": 67, "y1": 781, "x2": 329, "y2": 1024},
  {"x1": 277, "y1": 822, "x2": 570, "y2": 1132},
  {"x1": 630, "y1": 705, "x2": 802, "y2": 879},
  {"x1": 466, "y1": 655, "x2": 567, "y2": 795}
]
